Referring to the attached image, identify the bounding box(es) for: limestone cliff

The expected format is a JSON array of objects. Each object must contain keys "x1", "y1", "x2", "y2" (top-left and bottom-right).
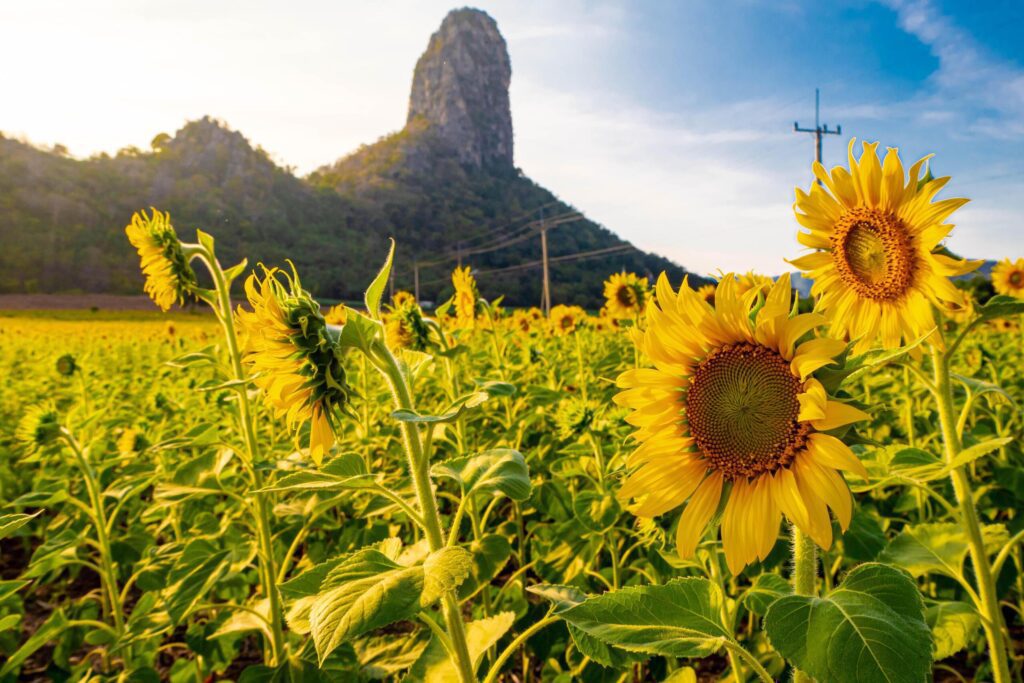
[{"x1": 407, "y1": 8, "x2": 513, "y2": 169}]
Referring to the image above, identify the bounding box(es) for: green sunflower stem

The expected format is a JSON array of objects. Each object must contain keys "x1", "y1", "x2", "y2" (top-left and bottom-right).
[
  {"x1": 195, "y1": 248, "x2": 286, "y2": 667},
  {"x1": 790, "y1": 523, "x2": 817, "y2": 683},
  {"x1": 930, "y1": 345, "x2": 1012, "y2": 683},
  {"x1": 370, "y1": 339, "x2": 478, "y2": 683}
]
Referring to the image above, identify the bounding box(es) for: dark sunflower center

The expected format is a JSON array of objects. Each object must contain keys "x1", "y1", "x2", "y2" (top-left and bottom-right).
[
  {"x1": 1010, "y1": 271, "x2": 1023, "y2": 288},
  {"x1": 686, "y1": 342, "x2": 809, "y2": 479},
  {"x1": 830, "y1": 207, "x2": 915, "y2": 302},
  {"x1": 616, "y1": 285, "x2": 637, "y2": 307}
]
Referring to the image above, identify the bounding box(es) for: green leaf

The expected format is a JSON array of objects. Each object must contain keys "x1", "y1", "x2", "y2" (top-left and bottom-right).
[
  {"x1": 880, "y1": 522, "x2": 1008, "y2": 579},
  {"x1": 0, "y1": 579, "x2": 29, "y2": 602},
  {"x1": 309, "y1": 548, "x2": 425, "y2": 663},
  {"x1": 925, "y1": 601, "x2": 980, "y2": 661},
  {"x1": 407, "y1": 611, "x2": 515, "y2": 682},
  {"x1": 0, "y1": 511, "x2": 40, "y2": 541},
  {"x1": 392, "y1": 408, "x2": 464, "y2": 424},
  {"x1": 977, "y1": 294, "x2": 1024, "y2": 321},
  {"x1": 764, "y1": 563, "x2": 931, "y2": 683},
  {"x1": 338, "y1": 309, "x2": 382, "y2": 352},
  {"x1": 0, "y1": 608, "x2": 68, "y2": 676},
  {"x1": 196, "y1": 228, "x2": 216, "y2": 254},
  {"x1": 365, "y1": 238, "x2": 395, "y2": 320},
  {"x1": 164, "y1": 346, "x2": 218, "y2": 369},
  {"x1": 841, "y1": 510, "x2": 887, "y2": 562},
  {"x1": 0, "y1": 613, "x2": 21, "y2": 633},
  {"x1": 223, "y1": 258, "x2": 249, "y2": 283},
  {"x1": 952, "y1": 374, "x2": 1014, "y2": 403},
  {"x1": 741, "y1": 573, "x2": 792, "y2": 617},
  {"x1": 164, "y1": 539, "x2": 232, "y2": 625},
  {"x1": 843, "y1": 330, "x2": 933, "y2": 384},
  {"x1": 431, "y1": 449, "x2": 531, "y2": 501},
  {"x1": 948, "y1": 437, "x2": 1013, "y2": 470},
  {"x1": 354, "y1": 633, "x2": 429, "y2": 679},
  {"x1": 528, "y1": 583, "x2": 644, "y2": 667},
  {"x1": 261, "y1": 454, "x2": 377, "y2": 493},
  {"x1": 557, "y1": 578, "x2": 729, "y2": 658},
  {"x1": 573, "y1": 491, "x2": 621, "y2": 533},
  {"x1": 420, "y1": 546, "x2": 473, "y2": 607},
  {"x1": 459, "y1": 535, "x2": 512, "y2": 600}
]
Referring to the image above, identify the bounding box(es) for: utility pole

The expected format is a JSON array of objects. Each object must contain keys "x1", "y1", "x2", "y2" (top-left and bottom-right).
[
  {"x1": 456, "y1": 241, "x2": 463, "y2": 268},
  {"x1": 539, "y1": 206, "x2": 551, "y2": 316},
  {"x1": 794, "y1": 88, "x2": 841, "y2": 184},
  {"x1": 413, "y1": 260, "x2": 420, "y2": 304}
]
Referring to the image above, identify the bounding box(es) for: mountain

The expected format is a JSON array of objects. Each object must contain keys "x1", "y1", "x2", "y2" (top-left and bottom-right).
[{"x1": 0, "y1": 7, "x2": 701, "y2": 307}]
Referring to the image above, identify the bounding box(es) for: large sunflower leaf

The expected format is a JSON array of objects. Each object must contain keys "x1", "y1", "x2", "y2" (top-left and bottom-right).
[
  {"x1": 926, "y1": 601, "x2": 980, "y2": 661},
  {"x1": 309, "y1": 548, "x2": 425, "y2": 664},
  {"x1": 554, "y1": 578, "x2": 729, "y2": 658},
  {"x1": 764, "y1": 563, "x2": 931, "y2": 683},
  {"x1": 431, "y1": 448, "x2": 531, "y2": 501}
]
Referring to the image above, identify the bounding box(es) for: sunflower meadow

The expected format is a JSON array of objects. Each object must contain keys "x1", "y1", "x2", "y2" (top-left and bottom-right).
[{"x1": 1, "y1": 141, "x2": 1023, "y2": 682}]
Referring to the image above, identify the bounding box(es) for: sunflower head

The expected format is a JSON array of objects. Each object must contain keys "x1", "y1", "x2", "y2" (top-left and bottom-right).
[
  {"x1": 324, "y1": 303, "x2": 348, "y2": 325},
  {"x1": 117, "y1": 427, "x2": 150, "y2": 456},
  {"x1": 56, "y1": 353, "x2": 78, "y2": 377},
  {"x1": 603, "y1": 272, "x2": 650, "y2": 319},
  {"x1": 696, "y1": 284, "x2": 716, "y2": 306},
  {"x1": 452, "y1": 266, "x2": 479, "y2": 328},
  {"x1": 615, "y1": 273, "x2": 869, "y2": 573},
  {"x1": 509, "y1": 309, "x2": 534, "y2": 334},
  {"x1": 941, "y1": 289, "x2": 975, "y2": 325},
  {"x1": 555, "y1": 396, "x2": 599, "y2": 439},
  {"x1": 125, "y1": 209, "x2": 198, "y2": 312},
  {"x1": 733, "y1": 272, "x2": 773, "y2": 298},
  {"x1": 790, "y1": 140, "x2": 981, "y2": 352},
  {"x1": 549, "y1": 304, "x2": 586, "y2": 336},
  {"x1": 992, "y1": 258, "x2": 1024, "y2": 299},
  {"x1": 384, "y1": 294, "x2": 431, "y2": 351},
  {"x1": 237, "y1": 266, "x2": 353, "y2": 464},
  {"x1": 16, "y1": 404, "x2": 62, "y2": 455}
]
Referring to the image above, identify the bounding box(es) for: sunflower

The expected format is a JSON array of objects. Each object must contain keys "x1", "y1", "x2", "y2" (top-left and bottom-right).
[
  {"x1": 125, "y1": 209, "x2": 198, "y2": 311},
  {"x1": 696, "y1": 284, "x2": 716, "y2": 306},
  {"x1": 509, "y1": 309, "x2": 534, "y2": 334},
  {"x1": 384, "y1": 294, "x2": 431, "y2": 351},
  {"x1": 991, "y1": 318, "x2": 1019, "y2": 334},
  {"x1": 55, "y1": 353, "x2": 78, "y2": 376},
  {"x1": 549, "y1": 304, "x2": 586, "y2": 336},
  {"x1": 236, "y1": 266, "x2": 352, "y2": 465},
  {"x1": 992, "y1": 258, "x2": 1024, "y2": 299},
  {"x1": 16, "y1": 404, "x2": 62, "y2": 455},
  {"x1": 790, "y1": 140, "x2": 981, "y2": 352},
  {"x1": 734, "y1": 272, "x2": 773, "y2": 298},
  {"x1": 615, "y1": 273, "x2": 869, "y2": 574},
  {"x1": 941, "y1": 290, "x2": 975, "y2": 325},
  {"x1": 555, "y1": 396, "x2": 600, "y2": 439},
  {"x1": 324, "y1": 303, "x2": 348, "y2": 325},
  {"x1": 603, "y1": 272, "x2": 650, "y2": 319},
  {"x1": 452, "y1": 266, "x2": 479, "y2": 328}
]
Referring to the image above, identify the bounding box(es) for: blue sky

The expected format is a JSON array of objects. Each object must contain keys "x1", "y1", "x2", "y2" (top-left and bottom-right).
[{"x1": 2, "y1": 0, "x2": 1021, "y2": 274}]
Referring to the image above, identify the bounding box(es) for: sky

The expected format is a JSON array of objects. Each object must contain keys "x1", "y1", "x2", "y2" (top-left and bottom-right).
[{"x1": 2, "y1": 0, "x2": 1022, "y2": 275}]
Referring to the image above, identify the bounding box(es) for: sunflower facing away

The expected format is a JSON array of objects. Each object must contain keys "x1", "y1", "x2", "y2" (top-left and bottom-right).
[
  {"x1": 615, "y1": 273, "x2": 869, "y2": 573},
  {"x1": 452, "y1": 266, "x2": 479, "y2": 328},
  {"x1": 992, "y1": 258, "x2": 1024, "y2": 299},
  {"x1": 125, "y1": 209, "x2": 198, "y2": 312},
  {"x1": 790, "y1": 140, "x2": 980, "y2": 352},
  {"x1": 384, "y1": 292, "x2": 432, "y2": 351},
  {"x1": 237, "y1": 266, "x2": 352, "y2": 464},
  {"x1": 603, "y1": 272, "x2": 650, "y2": 319}
]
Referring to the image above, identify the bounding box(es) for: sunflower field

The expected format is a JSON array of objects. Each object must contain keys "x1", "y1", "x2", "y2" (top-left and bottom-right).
[{"x1": 1, "y1": 143, "x2": 1023, "y2": 682}]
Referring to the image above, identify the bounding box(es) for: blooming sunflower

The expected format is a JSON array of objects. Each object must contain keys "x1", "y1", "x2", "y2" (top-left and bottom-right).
[
  {"x1": 452, "y1": 266, "x2": 479, "y2": 328},
  {"x1": 324, "y1": 303, "x2": 348, "y2": 325},
  {"x1": 237, "y1": 266, "x2": 352, "y2": 465},
  {"x1": 509, "y1": 309, "x2": 534, "y2": 334},
  {"x1": 549, "y1": 304, "x2": 586, "y2": 336},
  {"x1": 697, "y1": 284, "x2": 716, "y2": 306},
  {"x1": 992, "y1": 258, "x2": 1024, "y2": 299},
  {"x1": 615, "y1": 273, "x2": 869, "y2": 574},
  {"x1": 603, "y1": 272, "x2": 650, "y2": 319},
  {"x1": 124, "y1": 209, "x2": 198, "y2": 311},
  {"x1": 790, "y1": 140, "x2": 981, "y2": 352},
  {"x1": 734, "y1": 272, "x2": 773, "y2": 298}
]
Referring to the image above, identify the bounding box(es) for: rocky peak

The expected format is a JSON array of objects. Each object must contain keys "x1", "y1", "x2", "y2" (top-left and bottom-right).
[{"x1": 407, "y1": 8, "x2": 513, "y2": 170}]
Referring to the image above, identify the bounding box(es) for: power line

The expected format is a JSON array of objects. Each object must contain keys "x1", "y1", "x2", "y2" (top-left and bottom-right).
[
  {"x1": 794, "y1": 88, "x2": 842, "y2": 180},
  {"x1": 418, "y1": 243, "x2": 635, "y2": 287}
]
